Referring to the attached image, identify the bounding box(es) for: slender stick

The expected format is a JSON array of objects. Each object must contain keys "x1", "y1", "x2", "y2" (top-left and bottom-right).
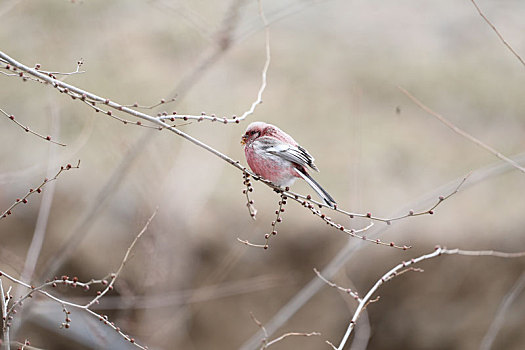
[
  {"x1": 399, "y1": 86, "x2": 525, "y2": 174},
  {"x1": 468, "y1": 0, "x2": 525, "y2": 67},
  {"x1": 0, "y1": 279, "x2": 10, "y2": 350}
]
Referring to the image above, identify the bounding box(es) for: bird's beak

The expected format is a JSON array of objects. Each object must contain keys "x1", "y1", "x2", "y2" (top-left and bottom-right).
[{"x1": 240, "y1": 135, "x2": 247, "y2": 145}]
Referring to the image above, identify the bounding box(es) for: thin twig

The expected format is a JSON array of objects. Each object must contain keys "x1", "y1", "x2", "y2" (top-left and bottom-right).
[
  {"x1": 33, "y1": 59, "x2": 85, "y2": 77},
  {"x1": 250, "y1": 312, "x2": 320, "y2": 349},
  {"x1": 239, "y1": 0, "x2": 271, "y2": 122},
  {"x1": 264, "y1": 193, "x2": 286, "y2": 249},
  {"x1": 237, "y1": 171, "x2": 467, "y2": 251},
  {"x1": 313, "y1": 268, "x2": 359, "y2": 300},
  {"x1": 10, "y1": 341, "x2": 40, "y2": 350},
  {"x1": 159, "y1": 0, "x2": 270, "y2": 124},
  {"x1": 0, "y1": 108, "x2": 66, "y2": 146},
  {"x1": 80, "y1": 99, "x2": 163, "y2": 130},
  {"x1": 237, "y1": 238, "x2": 267, "y2": 249},
  {"x1": 399, "y1": 86, "x2": 525, "y2": 174},
  {"x1": 0, "y1": 49, "x2": 254, "y2": 173},
  {"x1": 85, "y1": 208, "x2": 158, "y2": 308},
  {"x1": 0, "y1": 161, "x2": 80, "y2": 220},
  {"x1": 243, "y1": 172, "x2": 257, "y2": 219},
  {"x1": 265, "y1": 331, "x2": 320, "y2": 348},
  {"x1": 273, "y1": 171, "x2": 470, "y2": 225},
  {"x1": 468, "y1": 0, "x2": 525, "y2": 67},
  {"x1": 120, "y1": 97, "x2": 177, "y2": 110}
]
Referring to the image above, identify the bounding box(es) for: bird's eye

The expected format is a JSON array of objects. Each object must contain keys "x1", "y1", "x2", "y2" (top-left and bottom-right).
[{"x1": 250, "y1": 131, "x2": 255, "y2": 135}]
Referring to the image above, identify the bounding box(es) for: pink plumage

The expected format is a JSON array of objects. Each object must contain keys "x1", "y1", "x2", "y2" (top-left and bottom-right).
[{"x1": 241, "y1": 121, "x2": 336, "y2": 207}]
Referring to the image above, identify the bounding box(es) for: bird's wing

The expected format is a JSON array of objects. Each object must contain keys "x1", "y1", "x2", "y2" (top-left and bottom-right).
[
  {"x1": 259, "y1": 137, "x2": 319, "y2": 171},
  {"x1": 294, "y1": 168, "x2": 336, "y2": 207}
]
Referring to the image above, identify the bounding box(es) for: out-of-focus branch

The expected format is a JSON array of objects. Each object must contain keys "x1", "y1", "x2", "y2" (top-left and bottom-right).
[
  {"x1": 479, "y1": 271, "x2": 525, "y2": 350},
  {"x1": 67, "y1": 273, "x2": 286, "y2": 310},
  {"x1": 399, "y1": 86, "x2": 525, "y2": 174},
  {"x1": 0, "y1": 0, "x2": 21, "y2": 18},
  {"x1": 349, "y1": 306, "x2": 371, "y2": 350},
  {"x1": 166, "y1": 0, "x2": 246, "y2": 99},
  {"x1": 159, "y1": 0, "x2": 270, "y2": 123},
  {"x1": 39, "y1": 131, "x2": 151, "y2": 279},
  {"x1": 11, "y1": 106, "x2": 63, "y2": 336},
  {"x1": 19, "y1": 104, "x2": 61, "y2": 284},
  {"x1": 240, "y1": 0, "x2": 270, "y2": 122}
]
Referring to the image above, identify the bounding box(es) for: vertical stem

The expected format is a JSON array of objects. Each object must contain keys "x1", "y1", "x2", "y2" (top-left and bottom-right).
[{"x1": 0, "y1": 279, "x2": 10, "y2": 350}]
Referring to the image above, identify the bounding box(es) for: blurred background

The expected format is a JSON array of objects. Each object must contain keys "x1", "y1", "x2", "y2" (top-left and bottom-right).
[{"x1": 1, "y1": 0, "x2": 525, "y2": 349}]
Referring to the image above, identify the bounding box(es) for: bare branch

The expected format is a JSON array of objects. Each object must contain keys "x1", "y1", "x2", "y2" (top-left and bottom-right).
[
  {"x1": 239, "y1": 154, "x2": 525, "y2": 350},
  {"x1": 265, "y1": 331, "x2": 320, "y2": 349},
  {"x1": 85, "y1": 208, "x2": 158, "y2": 308},
  {"x1": 0, "y1": 36, "x2": 465, "y2": 252},
  {"x1": 36, "y1": 0, "x2": 250, "y2": 282},
  {"x1": 0, "y1": 209, "x2": 158, "y2": 349},
  {"x1": 334, "y1": 246, "x2": 525, "y2": 350},
  {"x1": 1, "y1": 279, "x2": 10, "y2": 350},
  {"x1": 240, "y1": 0, "x2": 271, "y2": 123},
  {"x1": 468, "y1": 0, "x2": 525, "y2": 67},
  {"x1": 0, "y1": 161, "x2": 80, "y2": 220},
  {"x1": 238, "y1": 142, "x2": 468, "y2": 250},
  {"x1": 34, "y1": 59, "x2": 85, "y2": 78},
  {"x1": 121, "y1": 97, "x2": 177, "y2": 110},
  {"x1": 399, "y1": 86, "x2": 525, "y2": 174},
  {"x1": 263, "y1": 193, "x2": 287, "y2": 249},
  {"x1": 158, "y1": 0, "x2": 271, "y2": 124},
  {"x1": 0, "y1": 108, "x2": 66, "y2": 146},
  {"x1": 243, "y1": 172, "x2": 258, "y2": 219},
  {"x1": 313, "y1": 268, "x2": 360, "y2": 300},
  {"x1": 237, "y1": 238, "x2": 267, "y2": 249},
  {"x1": 250, "y1": 312, "x2": 320, "y2": 349}
]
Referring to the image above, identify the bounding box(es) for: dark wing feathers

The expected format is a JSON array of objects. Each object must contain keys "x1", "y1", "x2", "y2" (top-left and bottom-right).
[{"x1": 260, "y1": 138, "x2": 319, "y2": 171}]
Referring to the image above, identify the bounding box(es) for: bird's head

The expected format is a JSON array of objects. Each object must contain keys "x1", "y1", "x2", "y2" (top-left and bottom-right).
[{"x1": 241, "y1": 121, "x2": 270, "y2": 145}]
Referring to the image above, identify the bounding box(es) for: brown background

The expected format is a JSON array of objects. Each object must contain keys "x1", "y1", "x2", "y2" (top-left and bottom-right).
[{"x1": 1, "y1": 0, "x2": 525, "y2": 349}]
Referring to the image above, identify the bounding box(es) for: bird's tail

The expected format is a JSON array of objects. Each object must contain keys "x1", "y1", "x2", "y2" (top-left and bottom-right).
[{"x1": 295, "y1": 169, "x2": 336, "y2": 208}]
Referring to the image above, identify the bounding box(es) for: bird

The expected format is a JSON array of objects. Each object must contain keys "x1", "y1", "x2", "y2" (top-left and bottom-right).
[{"x1": 241, "y1": 121, "x2": 336, "y2": 207}]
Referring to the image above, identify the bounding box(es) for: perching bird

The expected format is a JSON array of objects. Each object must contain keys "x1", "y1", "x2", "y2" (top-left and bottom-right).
[{"x1": 241, "y1": 121, "x2": 336, "y2": 207}]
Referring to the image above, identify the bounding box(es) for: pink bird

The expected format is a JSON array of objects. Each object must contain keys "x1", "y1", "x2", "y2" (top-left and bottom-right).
[{"x1": 241, "y1": 121, "x2": 336, "y2": 207}]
